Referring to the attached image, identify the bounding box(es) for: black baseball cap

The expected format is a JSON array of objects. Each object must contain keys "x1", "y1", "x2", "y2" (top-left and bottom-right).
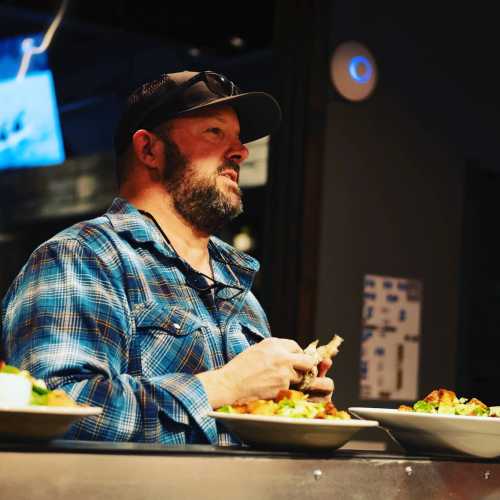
[{"x1": 113, "y1": 70, "x2": 282, "y2": 155}]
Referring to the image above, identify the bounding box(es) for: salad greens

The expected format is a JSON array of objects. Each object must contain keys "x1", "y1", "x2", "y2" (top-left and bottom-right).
[
  {"x1": 217, "y1": 389, "x2": 350, "y2": 420},
  {"x1": 400, "y1": 388, "x2": 499, "y2": 417}
]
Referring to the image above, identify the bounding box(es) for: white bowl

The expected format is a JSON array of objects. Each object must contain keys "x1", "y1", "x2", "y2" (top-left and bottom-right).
[
  {"x1": 209, "y1": 411, "x2": 379, "y2": 450},
  {"x1": 349, "y1": 407, "x2": 500, "y2": 458},
  {"x1": 0, "y1": 373, "x2": 32, "y2": 407}
]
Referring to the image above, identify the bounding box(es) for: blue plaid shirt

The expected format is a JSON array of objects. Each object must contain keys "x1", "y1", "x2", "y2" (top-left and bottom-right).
[{"x1": 1, "y1": 198, "x2": 270, "y2": 444}]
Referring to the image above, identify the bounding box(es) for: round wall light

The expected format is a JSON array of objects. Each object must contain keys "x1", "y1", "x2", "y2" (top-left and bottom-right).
[{"x1": 330, "y1": 41, "x2": 377, "y2": 102}]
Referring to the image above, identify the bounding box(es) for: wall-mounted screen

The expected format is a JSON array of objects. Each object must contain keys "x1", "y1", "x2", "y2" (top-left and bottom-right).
[
  {"x1": 0, "y1": 71, "x2": 66, "y2": 170},
  {"x1": 0, "y1": 33, "x2": 65, "y2": 170}
]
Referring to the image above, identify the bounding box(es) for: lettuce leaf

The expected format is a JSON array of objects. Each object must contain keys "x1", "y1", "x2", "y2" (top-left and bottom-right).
[{"x1": 413, "y1": 400, "x2": 436, "y2": 413}]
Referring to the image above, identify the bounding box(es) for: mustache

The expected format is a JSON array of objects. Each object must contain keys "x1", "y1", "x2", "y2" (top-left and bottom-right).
[{"x1": 217, "y1": 161, "x2": 240, "y2": 176}]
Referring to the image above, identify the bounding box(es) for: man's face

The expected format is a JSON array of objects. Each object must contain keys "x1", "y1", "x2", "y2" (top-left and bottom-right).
[{"x1": 158, "y1": 106, "x2": 249, "y2": 235}]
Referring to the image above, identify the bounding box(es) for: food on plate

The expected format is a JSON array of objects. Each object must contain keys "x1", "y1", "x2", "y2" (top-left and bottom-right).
[
  {"x1": 0, "y1": 360, "x2": 77, "y2": 407},
  {"x1": 399, "y1": 388, "x2": 500, "y2": 417},
  {"x1": 294, "y1": 334, "x2": 344, "y2": 391},
  {"x1": 216, "y1": 389, "x2": 351, "y2": 420},
  {"x1": 216, "y1": 335, "x2": 347, "y2": 419}
]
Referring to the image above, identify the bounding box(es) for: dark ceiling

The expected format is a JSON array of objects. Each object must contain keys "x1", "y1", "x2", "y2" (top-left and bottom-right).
[
  {"x1": 0, "y1": 1, "x2": 275, "y2": 54},
  {"x1": 0, "y1": 1, "x2": 277, "y2": 159},
  {"x1": 0, "y1": 1, "x2": 277, "y2": 103}
]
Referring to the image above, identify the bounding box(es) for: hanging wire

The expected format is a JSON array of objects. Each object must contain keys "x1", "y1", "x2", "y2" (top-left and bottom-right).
[{"x1": 16, "y1": 0, "x2": 69, "y2": 81}]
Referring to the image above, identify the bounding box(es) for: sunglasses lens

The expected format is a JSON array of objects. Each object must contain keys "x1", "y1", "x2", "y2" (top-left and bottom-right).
[{"x1": 206, "y1": 73, "x2": 237, "y2": 96}]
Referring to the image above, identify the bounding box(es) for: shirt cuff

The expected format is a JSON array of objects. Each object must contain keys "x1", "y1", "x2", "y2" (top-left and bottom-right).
[{"x1": 151, "y1": 372, "x2": 218, "y2": 444}]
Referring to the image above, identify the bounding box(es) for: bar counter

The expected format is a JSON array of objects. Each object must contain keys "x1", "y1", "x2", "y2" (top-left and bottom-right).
[{"x1": 1, "y1": 439, "x2": 500, "y2": 499}]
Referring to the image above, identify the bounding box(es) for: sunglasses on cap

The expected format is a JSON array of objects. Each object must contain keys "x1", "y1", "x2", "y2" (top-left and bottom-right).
[
  {"x1": 132, "y1": 71, "x2": 240, "y2": 132},
  {"x1": 181, "y1": 71, "x2": 240, "y2": 98}
]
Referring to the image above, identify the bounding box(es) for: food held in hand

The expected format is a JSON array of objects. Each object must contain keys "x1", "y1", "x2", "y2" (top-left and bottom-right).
[
  {"x1": 295, "y1": 334, "x2": 343, "y2": 391},
  {"x1": 399, "y1": 388, "x2": 500, "y2": 417},
  {"x1": 216, "y1": 389, "x2": 351, "y2": 420},
  {"x1": 0, "y1": 360, "x2": 77, "y2": 407}
]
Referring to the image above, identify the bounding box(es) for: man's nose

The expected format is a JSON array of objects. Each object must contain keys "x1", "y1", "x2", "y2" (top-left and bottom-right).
[{"x1": 225, "y1": 140, "x2": 249, "y2": 164}]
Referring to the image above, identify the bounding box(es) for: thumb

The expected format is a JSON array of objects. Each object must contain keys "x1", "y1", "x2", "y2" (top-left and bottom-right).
[{"x1": 317, "y1": 358, "x2": 332, "y2": 377}]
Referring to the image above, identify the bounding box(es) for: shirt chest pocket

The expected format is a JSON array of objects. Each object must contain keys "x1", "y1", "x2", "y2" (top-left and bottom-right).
[
  {"x1": 132, "y1": 302, "x2": 208, "y2": 376},
  {"x1": 240, "y1": 320, "x2": 267, "y2": 345},
  {"x1": 225, "y1": 319, "x2": 269, "y2": 360}
]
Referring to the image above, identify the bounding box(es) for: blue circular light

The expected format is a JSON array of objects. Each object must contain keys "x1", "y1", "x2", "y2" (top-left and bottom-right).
[{"x1": 349, "y1": 55, "x2": 372, "y2": 84}]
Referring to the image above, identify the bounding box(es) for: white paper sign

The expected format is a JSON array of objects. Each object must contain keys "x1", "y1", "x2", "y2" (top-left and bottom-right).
[
  {"x1": 239, "y1": 136, "x2": 269, "y2": 187},
  {"x1": 359, "y1": 274, "x2": 422, "y2": 401}
]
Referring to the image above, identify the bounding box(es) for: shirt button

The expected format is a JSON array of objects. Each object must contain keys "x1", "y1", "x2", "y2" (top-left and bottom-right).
[{"x1": 173, "y1": 323, "x2": 180, "y2": 330}]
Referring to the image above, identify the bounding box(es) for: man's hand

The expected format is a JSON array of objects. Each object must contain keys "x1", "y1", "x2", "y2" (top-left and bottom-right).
[
  {"x1": 305, "y1": 358, "x2": 334, "y2": 403},
  {"x1": 197, "y1": 338, "x2": 324, "y2": 409}
]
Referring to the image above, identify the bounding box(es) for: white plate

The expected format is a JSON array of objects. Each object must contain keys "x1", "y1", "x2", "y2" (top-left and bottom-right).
[
  {"x1": 349, "y1": 407, "x2": 500, "y2": 458},
  {"x1": 0, "y1": 405, "x2": 103, "y2": 441},
  {"x1": 208, "y1": 411, "x2": 379, "y2": 450}
]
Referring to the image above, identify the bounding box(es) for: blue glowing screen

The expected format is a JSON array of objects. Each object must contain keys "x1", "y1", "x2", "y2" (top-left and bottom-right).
[{"x1": 0, "y1": 33, "x2": 65, "y2": 170}]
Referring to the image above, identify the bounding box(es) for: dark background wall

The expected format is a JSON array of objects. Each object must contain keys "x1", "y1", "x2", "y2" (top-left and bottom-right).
[
  {"x1": 313, "y1": 3, "x2": 500, "y2": 408},
  {"x1": 316, "y1": 94, "x2": 464, "y2": 409}
]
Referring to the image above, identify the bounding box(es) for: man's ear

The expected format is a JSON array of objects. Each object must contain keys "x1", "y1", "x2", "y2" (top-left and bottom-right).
[{"x1": 131, "y1": 129, "x2": 162, "y2": 171}]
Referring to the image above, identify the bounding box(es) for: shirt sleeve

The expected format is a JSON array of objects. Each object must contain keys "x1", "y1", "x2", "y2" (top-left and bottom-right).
[{"x1": 1, "y1": 237, "x2": 218, "y2": 444}]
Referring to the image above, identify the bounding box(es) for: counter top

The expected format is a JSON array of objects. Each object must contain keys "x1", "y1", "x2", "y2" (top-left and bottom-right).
[{"x1": 2, "y1": 440, "x2": 500, "y2": 499}]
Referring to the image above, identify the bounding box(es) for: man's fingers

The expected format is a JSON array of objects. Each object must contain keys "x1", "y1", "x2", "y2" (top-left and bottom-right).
[
  {"x1": 289, "y1": 353, "x2": 315, "y2": 372},
  {"x1": 307, "y1": 394, "x2": 332, "y2": 403},
  {"x1": 276, "y1": 338, "x2": 304, "y2": 353},
  {"x1": 290, "y1": 368, "x2": 303, "y2": 385},
  {"x1": 307, "y1": 376, "x2": 334, "y2": 394},
  {"x1": 317, "y1": 358, "x2": 332, "y2": 377}
]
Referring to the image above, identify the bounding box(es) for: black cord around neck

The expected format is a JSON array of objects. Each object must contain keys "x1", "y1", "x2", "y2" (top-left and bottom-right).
[
  {"x1": 137, "y1": 209, "x2": 245, "y2": 302},
  {"x1": 138, "y1": 209, "x2": 218, "y2": 284}
]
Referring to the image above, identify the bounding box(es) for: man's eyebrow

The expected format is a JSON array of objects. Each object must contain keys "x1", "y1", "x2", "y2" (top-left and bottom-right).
[
  {"x1": 199, "y1": 112, "x2": 241, "y2": 136},
  {"x1": 205, "y1": 114, "x2": 227, "y2": 124}
]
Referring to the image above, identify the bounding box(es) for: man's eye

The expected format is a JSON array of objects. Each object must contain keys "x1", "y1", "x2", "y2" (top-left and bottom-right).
[{"x1": 206, "y1": 127, "x2": 222, "y2": 135}]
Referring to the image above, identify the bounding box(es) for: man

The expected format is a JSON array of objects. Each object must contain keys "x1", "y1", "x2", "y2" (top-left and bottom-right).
[{"x1": 1, "y1": 71, "x2": 333, "y2": 444}]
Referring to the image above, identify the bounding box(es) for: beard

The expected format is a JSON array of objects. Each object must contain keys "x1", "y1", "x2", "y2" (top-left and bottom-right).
[{"x1": 160, "y1": 134, "x2": 243, "y2": 235}]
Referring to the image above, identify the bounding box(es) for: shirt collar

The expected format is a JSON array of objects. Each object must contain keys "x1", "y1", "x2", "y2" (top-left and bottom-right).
[
  {"x1": 105, "y1": 196, "x2": 260, "y2": 276},
  {"x1": 105, "y1": 197, "x2": 177, "y2": 258}
]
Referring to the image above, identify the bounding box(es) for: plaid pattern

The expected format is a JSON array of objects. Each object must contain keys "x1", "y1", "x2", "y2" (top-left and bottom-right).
[{"x1": 1, "y1": 198, "x2": 271, "y2": 444}]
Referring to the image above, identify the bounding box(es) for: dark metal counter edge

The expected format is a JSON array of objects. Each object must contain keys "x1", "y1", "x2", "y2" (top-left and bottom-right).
[{"x1": 1, "y1": 440, "x2": 500, "y2": 463}]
